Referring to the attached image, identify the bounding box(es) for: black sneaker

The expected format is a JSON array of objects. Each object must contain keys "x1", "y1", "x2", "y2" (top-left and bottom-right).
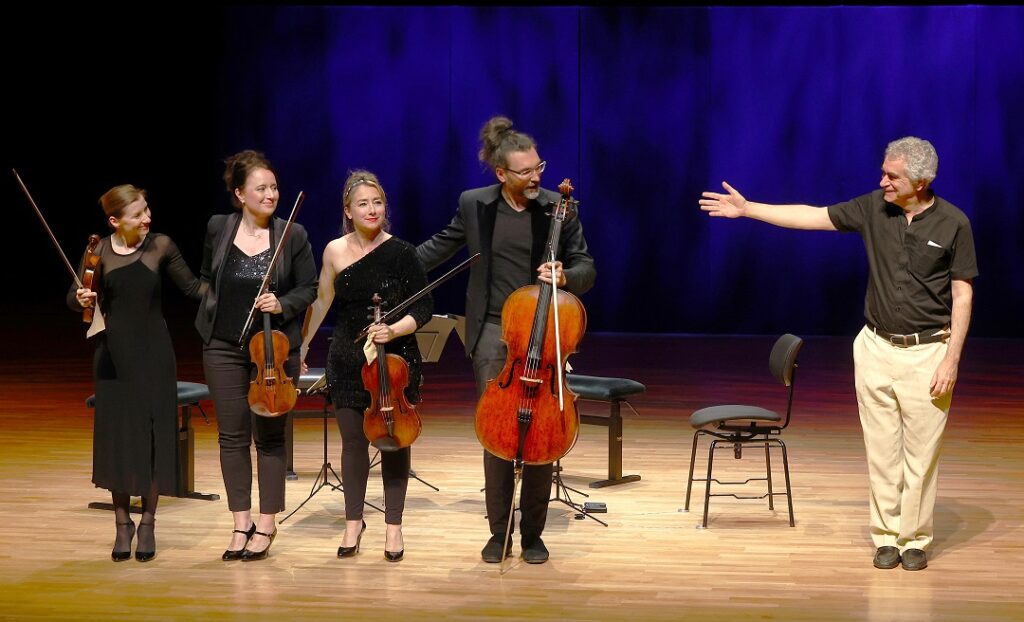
[
  {"x1": 481, "y1": 535, "x2": 512, "y2": 563},
  {"x1": 873, "y1": 546, "x2": 901, "y2": 569},
  {"x1": 901, "y1": 548, "x2": 928, "y2": 571},
  {"x1": 521, "y1": 537, "x2": 549, "y2": 564}
]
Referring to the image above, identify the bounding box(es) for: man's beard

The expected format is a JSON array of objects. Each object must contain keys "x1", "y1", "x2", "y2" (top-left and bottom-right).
[{"x1": 524, "y1": 187, "x2": 540, "y2": 200}]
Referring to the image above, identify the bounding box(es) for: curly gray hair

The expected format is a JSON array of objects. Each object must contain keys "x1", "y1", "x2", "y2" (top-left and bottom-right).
[{"x1": 885, "y1": 137, "x2": 938, "y2": 184}]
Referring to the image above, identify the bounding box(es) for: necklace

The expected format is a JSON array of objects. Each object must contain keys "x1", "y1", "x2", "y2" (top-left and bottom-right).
[{"x1": 241, "y1": 223, "x2": 265, "y2": 238}]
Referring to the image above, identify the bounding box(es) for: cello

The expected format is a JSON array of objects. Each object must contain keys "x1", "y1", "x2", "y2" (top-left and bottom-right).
[
  {"x1": 474, "y1": 179, "x2": 587, "y2": 568},
  {"x1": 361, "y1": 293, "x2": 422, "y2": 452},
  {"x1": 243, "y1": 192, "x2": 305, "y2": 417}
]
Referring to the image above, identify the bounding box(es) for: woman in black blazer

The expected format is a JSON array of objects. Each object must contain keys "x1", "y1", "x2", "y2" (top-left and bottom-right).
[{"x1": 196, "y1": 150, "x2": 317, "y2": 562}]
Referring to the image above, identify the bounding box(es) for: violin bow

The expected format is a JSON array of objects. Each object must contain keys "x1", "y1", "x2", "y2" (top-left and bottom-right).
[
  {"x1": 13, "y1": 169, "x2": 84, "y2": 288},
  {"x1": 238, "y1": 191, "x2": 305, "y2": 346},
  {"x1": 353, "y1": 252, "x2": 481, "y2": 343}
]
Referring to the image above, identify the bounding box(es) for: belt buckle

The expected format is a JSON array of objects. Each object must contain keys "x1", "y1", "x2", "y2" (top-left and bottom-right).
[{"x1": 888, "y1": 333, "x2": 915, "y2": 347}]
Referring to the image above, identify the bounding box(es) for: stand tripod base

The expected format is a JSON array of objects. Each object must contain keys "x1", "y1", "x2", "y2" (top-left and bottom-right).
[{"x1": 550, "y1": 461, "x2": 608, "y2": 527}]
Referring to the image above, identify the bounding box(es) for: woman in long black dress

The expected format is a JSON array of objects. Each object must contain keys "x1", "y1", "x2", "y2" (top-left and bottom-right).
[
  {"x1": 300, "y1": 170, "x2": 432, "y2": 562},
  {"x1": 70, "y1": 184, "x2": 204, "y2": 562},
  {"x1": 195, "y1": 150, "x2": 317, "y2": 561}
]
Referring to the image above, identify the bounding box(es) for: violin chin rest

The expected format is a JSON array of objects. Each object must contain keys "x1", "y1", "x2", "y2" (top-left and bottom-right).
[{"x1": 371, "y1": 436, "x2": 401, "y2": 452}]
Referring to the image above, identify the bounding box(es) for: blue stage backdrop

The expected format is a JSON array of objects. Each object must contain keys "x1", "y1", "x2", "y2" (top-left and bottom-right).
[
  {"x1": 210, "y1": 5, "x2": 1023, "y2": 338},
  {"x1": 6, "y1": 6, "x2": 1021, "y2": 339}
]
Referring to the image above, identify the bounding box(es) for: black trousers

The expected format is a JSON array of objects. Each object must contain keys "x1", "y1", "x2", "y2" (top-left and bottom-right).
[
  {"x1": 335, "y1": 407, "x2": 410, "y2": 525},
  {"x1": 203, "y1": 337, "x2": 298, "y2": 514},
  {"x1": 474, "y1": 322, "x2": 553, "y2": 540}
]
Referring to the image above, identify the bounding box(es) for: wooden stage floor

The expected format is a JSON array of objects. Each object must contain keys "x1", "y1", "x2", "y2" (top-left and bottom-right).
[{"x1": 1, "y1": 318, "x2": 1022, "y2": 621}]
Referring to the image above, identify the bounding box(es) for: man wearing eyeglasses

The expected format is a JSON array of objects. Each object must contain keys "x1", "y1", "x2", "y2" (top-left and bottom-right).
[{"x1": 417, "y1": 115, "x2": 596, "y2": 564}]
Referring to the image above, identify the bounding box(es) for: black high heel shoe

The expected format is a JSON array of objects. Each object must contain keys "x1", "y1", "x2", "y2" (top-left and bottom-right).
[
  {"x1": 135, "y1": 520, "x2": 156, "y2": 562},
  {"x1": 111, "y1": 520, "x2": 135, "y2": 562},
  {"x1": 384, "y1": 526, "x2": 404, "y2": 562},
  {"x1": 222, "y1": 523, "x2": 257, "y2": 561},
  {"x1": 239, "y1": 529, "x2": 276, "y2": 562},
  {"x1": 337, "y1": 521, "x2": 366, "y2": 558}
]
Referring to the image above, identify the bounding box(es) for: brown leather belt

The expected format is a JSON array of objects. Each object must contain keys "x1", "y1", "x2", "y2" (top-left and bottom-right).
[{"x1": 867, "y1": 323, "x2": 950, "y2": 347}]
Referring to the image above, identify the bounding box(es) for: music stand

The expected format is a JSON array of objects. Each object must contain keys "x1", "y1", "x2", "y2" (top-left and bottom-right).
[
  {"x1": 415, "y1": 314, "x2": 461, "y2": 363},
  {"x1": 281, "y1": 379, "x2": 384, "y2": 523},
  {"x1": 550, "y1": 459, "x2": 608, "y2": 527}
]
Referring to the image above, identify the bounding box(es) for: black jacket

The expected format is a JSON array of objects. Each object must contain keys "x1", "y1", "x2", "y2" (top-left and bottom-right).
[
  {"x1": 195, "y1": 212, "x2": 318, "y2": 349},
  {"x1": 416, "y1": 184, "x2": 595, "y2": 356}
]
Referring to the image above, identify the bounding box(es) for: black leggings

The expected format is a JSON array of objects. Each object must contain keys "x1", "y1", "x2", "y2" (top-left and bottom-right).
[
  {"x1": 335, "y1": 406, "x2": 410, "y2": 525},
  {"x1": 203, "y1": 337, "x2": 297, "y2": 514}
]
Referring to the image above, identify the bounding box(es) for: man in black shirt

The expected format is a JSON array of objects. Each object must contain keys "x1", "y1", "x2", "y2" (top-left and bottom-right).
[
  {"x1": 699, "y1": 137, "x2": 977, "y2": 571},
  {"x1": 417, "y1": 116, "x2": 596, "y2": 564}
]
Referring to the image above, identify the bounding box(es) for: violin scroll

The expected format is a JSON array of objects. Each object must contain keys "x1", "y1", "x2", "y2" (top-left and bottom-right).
[{"x1": 81, "y1": 234, "x2": 102, "y2": 324}]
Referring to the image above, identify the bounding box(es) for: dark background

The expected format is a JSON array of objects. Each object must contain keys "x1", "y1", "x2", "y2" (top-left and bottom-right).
[{"x1": 5, "y1": 6, "x2": 1022, "y2": 341}]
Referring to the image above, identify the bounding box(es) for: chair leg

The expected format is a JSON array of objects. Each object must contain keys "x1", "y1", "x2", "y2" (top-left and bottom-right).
[
  {"x1": 779, "y1": 439, "x2": 795, "y2": 527},
  {"x1": 684, "y1": 430, "x2": 703, "y2": 511},
  {"x1": 764, "y1": 441, "x2": 774, "y2": 511},
  {"x1": 702, "y1": 439, "x2": 718, "y2": 528}
]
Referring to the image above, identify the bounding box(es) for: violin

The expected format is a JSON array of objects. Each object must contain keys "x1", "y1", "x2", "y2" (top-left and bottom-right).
[
  {"x1": 81, "y1": 234, "x2": 102, "y2": 325},
  {"x1": 474, "y1": 178, "x2": 587, "y2": 466},
  {"x1": 244, "y1": 192, "x2": 305, "y2": 417},
  {"x1": 361, "y1": 293, "x2": 422, "y2": 451},
  {"x1": 247, "y1": 305, "x2": 298, "y2": 417}
]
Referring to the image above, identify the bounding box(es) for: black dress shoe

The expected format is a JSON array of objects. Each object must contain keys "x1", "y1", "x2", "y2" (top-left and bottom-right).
[
  {"x1": 873, "y1": 546, "x2": 900, "y2": 569},
  {"x1": 222, "y1": 523, "x2": 257, "y2": 561},
  {"x1": 384, "y1": 549, "x2": 404, "y2": 562},
  {"x1": 239, "y1": 529, "x2": 277, "y2": 562},
  {"x1": 901, "y1": 548, "x2": 928, "y2": 571},
  {"x1": 481, "y1": 534, "x2": 513, "y2": 563},
  {"x1": 135, "y1": 521, "x2": 156, "y2": 563},
  {"x1": 521, "y1": 537, "x2": 549, "y2": 564},
  {"x1": 337, "y1": 521, "x2": 366, "y2": 558},
  {"x1": 111, "y1": 520, "x2": 135, "y2": 562}
]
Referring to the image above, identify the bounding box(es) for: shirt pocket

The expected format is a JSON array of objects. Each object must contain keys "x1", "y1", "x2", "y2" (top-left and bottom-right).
[{"x1": 910, "y1": 242, "x2": 951, "y2": 278}]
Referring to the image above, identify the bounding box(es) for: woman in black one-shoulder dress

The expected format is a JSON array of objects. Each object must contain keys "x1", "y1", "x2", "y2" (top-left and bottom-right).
[{"x1": 301, "y1": 169, "x2": 432, "y2": 562}]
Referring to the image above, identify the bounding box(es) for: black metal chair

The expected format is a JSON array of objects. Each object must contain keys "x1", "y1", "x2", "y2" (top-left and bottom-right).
[{"x1": 684, "y1": 334, "x2": 803, "y2": 528}]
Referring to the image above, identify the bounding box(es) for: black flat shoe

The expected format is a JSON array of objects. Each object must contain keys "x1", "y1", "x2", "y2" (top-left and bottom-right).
[
  {"x1": 111, "y1": 520, "x2": 135, "y2": 562},
  {"x1": 239, "y1": 529, "x2": 277, "y2": 562},
  {"x1": 222, "y1": 523, "x2": 257, "y2": 561},
  {"x1": 873, "y1": 546, "x2": 901, "y2": 570},
  {"x1": 135, "y1": 521, "x2": 156, "y2": 563},
  {"x1": 901, "y1": 548, "x2": 928, "y2": 571},
  {"x1": 481, "y1": 534, "x2": 513, "y2": 563},
  {"x1": 337, "y1": 521, "x2": 366, "y2": 558},
  {"x1": 521, "y1": 536, "x2": 549, "y2": 564}
]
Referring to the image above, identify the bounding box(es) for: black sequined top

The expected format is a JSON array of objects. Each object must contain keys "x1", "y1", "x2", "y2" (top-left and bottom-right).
[
  {"x1": 326, "y1": 237, "x2": 433, "y2": 410},
  {"x1": 211, "y1": 245, "x2": 272, "y2": 344}
]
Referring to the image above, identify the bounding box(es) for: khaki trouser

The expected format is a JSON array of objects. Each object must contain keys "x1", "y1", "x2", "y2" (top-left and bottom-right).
[{"x1": 853, "y1": 326, "x2": 953, "y2": 552}]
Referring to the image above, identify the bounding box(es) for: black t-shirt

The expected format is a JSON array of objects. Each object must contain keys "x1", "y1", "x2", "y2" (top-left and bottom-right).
[
  {"x1": 827, "y1": 189, "x2": 978, "y2": 334},
  {"x1": 486, "y1": 198, "x2": 534, "y2": 323}
]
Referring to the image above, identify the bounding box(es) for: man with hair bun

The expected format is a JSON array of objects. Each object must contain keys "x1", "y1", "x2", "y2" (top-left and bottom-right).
[
  {"x1": 417, "y1": 116, "x2": 596, "y2": 564},
  {"x1": 699, "y1": 136, "x2": 978, "y2": 571}
]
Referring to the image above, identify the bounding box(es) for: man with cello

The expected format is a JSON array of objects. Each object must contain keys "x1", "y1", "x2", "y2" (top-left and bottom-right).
[{"x1": 417, "y1": 116, "x2": 596, "y2": 564}]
